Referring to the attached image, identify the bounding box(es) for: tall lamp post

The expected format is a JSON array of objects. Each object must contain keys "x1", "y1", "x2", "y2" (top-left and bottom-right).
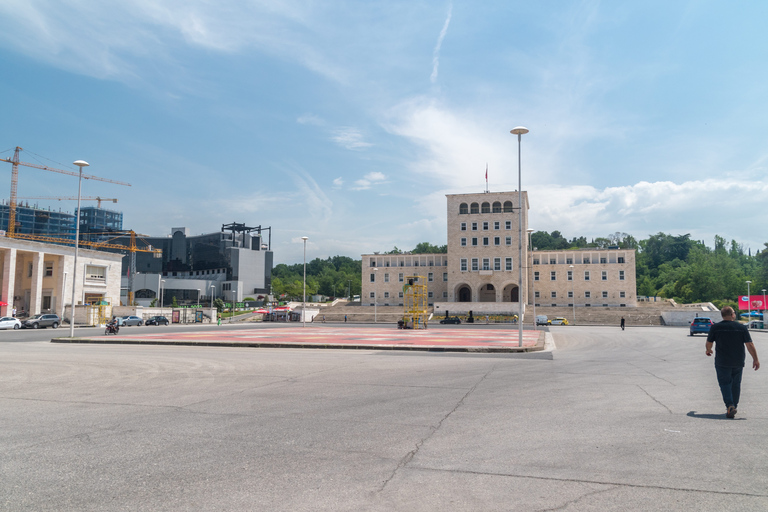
[
  {"x1": 210, "y1": 284, "x2": 215, "y2": 309},
  {"x1": 61, "y1": 271, "x2": 68, "y2": 317},
  {"x1": 301, "y1": 236, "x2": 308, "y2": 327},
  {"x1": 569, "y1": 264, "x2": 575, "y2": 324},
  {"x1": 348, "y1": 280, "x2": 352, "y2": 299},
  {"x1": 746, "y1": 280, "x2": 751, "y2": 329},
  {"x1": 373, "y1": 267, "x2": 378, "y2": 323},
  {"x1": 160, "y1": 279, "x2": 166, "y2": 314},
  {"x1": 196, "y1": 289, "x2": 201, "y2": 307},
  {"x1": 69, "y1": 159, "x2": 89, "y2": 337},
  {"x1": 511, "y1": 126, "x2": 528, "y2": 347},
  {"x1": 527, "y1": 228, "x2": 535, "y2": 330},
  {"x1": 762, "y1": 289, "x2": 766, "y2": 323}
]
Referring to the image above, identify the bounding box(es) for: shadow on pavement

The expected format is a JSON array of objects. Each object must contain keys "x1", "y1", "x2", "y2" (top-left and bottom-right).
[{"x1": 687, "y1": 411, "x2": 745, "y2": 420}]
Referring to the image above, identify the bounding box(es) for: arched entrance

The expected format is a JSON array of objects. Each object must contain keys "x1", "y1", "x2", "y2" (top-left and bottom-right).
[
  {"x1": 503, "y1": 284, "x2": 519, "y2": 302},
  {"x1": 479, "y1": 283, "x2": 496, "y2": 302},
  {"x1": 458, "y1": 286, "x2": 472, "y2": 302}
]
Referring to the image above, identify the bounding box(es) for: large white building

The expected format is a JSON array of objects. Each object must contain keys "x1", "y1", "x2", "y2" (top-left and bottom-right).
[
  {"x1": 361, "y1": 191, "x2": 636, "y2": 317},
  {"x1": 0, "y1": 237, "x2": 123, "y2": 317}
]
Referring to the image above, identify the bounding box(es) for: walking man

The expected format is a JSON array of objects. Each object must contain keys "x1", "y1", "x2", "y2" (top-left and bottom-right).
[
  {"x1": 706, "y1": 306, "x2": 760, "y2": 418},
  {"x1": 620, "y1": 317, "x2": 625, "y2": 330}
]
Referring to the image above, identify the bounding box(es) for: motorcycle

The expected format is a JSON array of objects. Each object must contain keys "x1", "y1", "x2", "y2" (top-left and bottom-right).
[{"x1": 105, "y1": 322, "x2": 119, "y2": 335}]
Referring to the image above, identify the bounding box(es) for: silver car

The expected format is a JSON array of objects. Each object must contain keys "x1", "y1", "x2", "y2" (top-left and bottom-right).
[
  {"x1": 120, "y1": 315, "x2": 144, "y2": 326},
  {"x1": 22, "y1": 314, "x2": 61, "y2": 329}
]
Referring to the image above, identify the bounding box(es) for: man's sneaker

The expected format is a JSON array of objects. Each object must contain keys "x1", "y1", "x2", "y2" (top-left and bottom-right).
[{"x1": 727, "y1": 406, "x2": 736, "y2": 418}]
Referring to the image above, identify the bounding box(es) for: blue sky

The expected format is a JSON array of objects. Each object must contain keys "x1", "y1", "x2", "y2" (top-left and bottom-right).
[{"x1": 1, "y1": 1, "x2": 767, "y2": 264}]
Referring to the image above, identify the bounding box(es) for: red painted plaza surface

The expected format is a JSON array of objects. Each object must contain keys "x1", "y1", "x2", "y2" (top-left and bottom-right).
[{"x1": 111, "y1": 327, "x2": 542, "y2": 349}]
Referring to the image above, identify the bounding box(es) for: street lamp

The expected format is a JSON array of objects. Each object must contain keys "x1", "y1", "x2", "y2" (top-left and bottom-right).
[
  {"x1": 69, "y1": 159, "x2": 89, "y2": 337},
  {"x1": 763, "y1": 289, "x2": 766, "y2": 321},
  {"x1": 61, "y1": 271, "x2": 68, "y2": 317},
  {"x1": 527, "y1": 228, "x2": 535, "y2": 330},
  {"x1": 746, "y1": 280, "x2": 751, "y2": 329},
  {"x1": 348, "y1": 280, "x2": 352, "y2": 299},
  {"x1": 301, "y1": 236, "x2": 308, "y2": 327},
  {"x1": 210, "y1": 284, "x2": 215, "y2": 309},
  {"x1": 511, "y1": 126, "x2": 528, "y2": 347},
  {"x1": 160, "y1": 279, "x2": 166, "y2": 313},
  {"x1": 196, "y1": 288, "x2": 201, "y2": 307},
  {"x1": 373, "y1": 267, "x2": 378, "y2": 323},
  {"x1": 230, "y1": 287, "x2": 237, "y2": 323},
  {"x1": 569, "y1": 264, "x2": 575, "y2": 324}
]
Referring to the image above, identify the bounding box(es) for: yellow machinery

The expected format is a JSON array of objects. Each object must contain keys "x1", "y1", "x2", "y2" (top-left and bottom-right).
[{"x1": 402, "y1": 275, "x2": 429, "y2": 329}]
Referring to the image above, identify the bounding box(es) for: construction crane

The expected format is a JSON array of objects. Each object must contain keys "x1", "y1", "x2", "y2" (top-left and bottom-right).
[
  {"x1": 0, "y1": 146, "x2": 130, "y2": 237},
  {"x1": 16, "y1": 196, "x2": 119, "y2": 208},
  {"x1": 11, "y1": 230, "x2": 161, "y2": 306}
]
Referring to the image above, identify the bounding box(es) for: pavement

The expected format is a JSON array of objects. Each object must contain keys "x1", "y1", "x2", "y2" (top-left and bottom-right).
[{"x1": 52, "y1": 325, "x2": 552, "y2": 354}]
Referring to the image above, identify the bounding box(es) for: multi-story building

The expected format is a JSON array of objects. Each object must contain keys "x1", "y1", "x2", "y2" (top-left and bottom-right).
[
  {"x1": 0, "y1": 203, "x2": 75, "y2": 237},
  {"x1": 78, "y1": 206, "x2": 123, "y2": 242},
  {"x1": 361, "y1": 190, "x2": 636, "y2": 318}
]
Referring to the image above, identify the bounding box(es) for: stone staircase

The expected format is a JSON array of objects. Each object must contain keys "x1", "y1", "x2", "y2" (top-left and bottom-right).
[{"x1": 309, "y1": 300, "x2": 701, "y2": 326}]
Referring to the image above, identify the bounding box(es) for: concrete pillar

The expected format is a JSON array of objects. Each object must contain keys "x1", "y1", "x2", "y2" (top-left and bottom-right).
[
  {"x1": 1, "y1": 248, "x2": 17, "y2": 317},
  {"x1": 29, "y1": 252, "x2": 44, "y2": 315},
  {"x1": 55, "y1": 256, "x2": 67, "y2": 315}
]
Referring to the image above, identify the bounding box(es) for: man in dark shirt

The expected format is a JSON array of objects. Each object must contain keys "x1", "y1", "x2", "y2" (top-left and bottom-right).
[{"x1": 706, "y1": 307, "x2": 760, "y2": 418}]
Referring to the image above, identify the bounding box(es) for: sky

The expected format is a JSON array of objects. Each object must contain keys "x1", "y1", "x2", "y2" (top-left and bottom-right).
[{"x1": 1, "y1": 0, "x2": 767, "y2": 265}]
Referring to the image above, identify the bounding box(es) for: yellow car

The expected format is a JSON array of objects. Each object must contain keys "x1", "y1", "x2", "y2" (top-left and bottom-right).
[{"x1": 549, "y1": 317, "x2": 569, "y2": 325}]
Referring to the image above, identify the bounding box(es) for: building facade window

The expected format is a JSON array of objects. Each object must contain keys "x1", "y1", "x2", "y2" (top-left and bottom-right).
[
  {"x1": 470, "y1": 203, "x2": 479, "y2": 214},
  {"x1": 443, "y1": 291, "x2": 448, "y2": 298},
  {"x1": 45, "y1": 262, "x2": 54, "y2": 277},
  {"x1": 584, "y1": 271, "x2": 590, "y2": 281},
  {"x1": 566, "y1": 258, "x2": 573, "y2": 264},
  {"x1": 483, "y1": 237, "x2": 489, "y2": 246},
  {"x1": 443, "y1": 272, "x2": 448, "y2": 281},
  {"x1": 399, "y1": 291, "x2": 404, "y2": 298},
  {"x1": 483, "y1": 221, "x2": 489, "y2": 230},
  {"x1": 428, "y1": 272, "x2": 433, "y2": 282},
  {"x1": 618, "y1": 257, "x2": 625, "y2": 263},
  {"x1": 384, "y1": 292, "x2": 390, "y2": 298},
  {"x1": 505, "y1": 220, "x2": 512, "y2": 229},
  {"x1": 620, "y1": 291, "x2": 626, "y2": 298},
  {"x1": 384, "y1": 273, "x2": 389, "y2": 282},
  {"x1": 482, "y1": 258, "x2": 490, "y2": 271},
  {"x1": 492, "y1": 201, "x2": 502, "y2": 213},
  {"x1": 506, "y1": 236, "x2": 512, "y2": 245},
  {"x1": 503, "y1": 201, "x2": 513, "y2": 212},
  {"x1": 471, "y1": 258, "x2": 479, "y2": 271},
  {"x1": 601, "y1": 271, "x2": 607, "y2": 281},
  {"x1": 461, "y1": 222, "x2": 467, "y2": 231},
  {"x1": 534, "y1": 271, "x2": 539, "y2": 281},
  {"x1": 551, "y1": 291, "x2": 557, "y2": 298},
  {"x1": 461, "y1": 259, "x2": 467, "y2": 271},
  {"x1": 494, "y1": 237, "x2": 500, "y2": 246},
  {"x1": 585, "y1": 291, "x2": 591, "y2": 298},
  {"x1": 459, "y1": 203, "x2": 469, "y2": 214},
  {"x1": 568, "y1": 291, "x2": 573, "y2": 298},
  {"x1": 85, "y1": 265, "x2": 106, "y2": 281},
  {"x1": 602, "y1": 291, "x2": 608, "y2": 298},
  {"x1": 550, "y1": 271, "x2": 556, "y2": 281},
  {"x1": 370, "y1": 292, "x2": 375, "y2": 298},
  {"x1": 534, "y1": 291, "x2": 540, "y2": 298},
  {"x1": 399, "y1": 273, "x2": 404, "y2": 282},
  {"x1": 619, "y1": 270, "x2": 625, "y2": 281},
  {"x1": 494, "y1": 221, "x2": 500, "y2": 230},
  {"x1": 461, "y1": 237, "x2": 467, "y2": 246},
  {"x1": 505, "y1": 257, "x2": 512, "y2": 271},
  {"x1": 370, "y1": 273, "x2": 375, "y2": 282},
  {"x1": 472, "y1": 222, "x2": 478, "y2": 231},
  {"x1": 472, "y1": 237, "x2": 478, "y2": 246},
  {"x1": 481, "y1": 202, "x2": 491, "y2": 213},
  {"x1": 428, "y1": 291, "x2": 433, "y2": 298},
  {"x1": 567, "y1": 270, "x2": 573, "y2": 281},
  {"x1": 494, "y1": 258, "x2": 501, "y2": 271}
]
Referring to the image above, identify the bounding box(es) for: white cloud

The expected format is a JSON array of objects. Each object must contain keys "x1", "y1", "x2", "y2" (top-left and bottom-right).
[
  {"x1": 332, "y1": 177, "x2": 344, "y2": 187},
  {"x1": 430, "y1": 4, "x2": 452, "y2": 83},
  {"x1": 364, "y1": 171, "x2": 386, "y2": 182},
  {"x1": 331, "y1": 127, "x2": 373, "y2": 150}
]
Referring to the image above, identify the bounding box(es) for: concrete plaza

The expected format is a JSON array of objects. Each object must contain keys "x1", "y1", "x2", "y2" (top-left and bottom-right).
[{"x1": 1, "y1": 325, "x2": 766, "y2": 510}]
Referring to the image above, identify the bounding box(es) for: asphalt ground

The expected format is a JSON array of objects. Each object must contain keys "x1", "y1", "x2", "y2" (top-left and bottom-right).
[
  {"x1": 1, "y1": 325, "x2": 766, "y2": 511},
  {"x1": 51, "y1": 324, "x2": 547, "y2": 353}
]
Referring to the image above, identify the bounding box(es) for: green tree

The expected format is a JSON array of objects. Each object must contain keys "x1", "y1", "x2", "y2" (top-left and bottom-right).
[
  {"x1": 412, "y1": 242, "x2": 447, "y2": 253},
  {"x1": 171, "y1": 296, "x2": 179, "y2": 307},
  {"x1": 213, "y1": 298, "x2": 225, "y2": 312}
]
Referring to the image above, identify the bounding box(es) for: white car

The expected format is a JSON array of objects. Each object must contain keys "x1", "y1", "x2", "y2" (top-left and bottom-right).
[{"x1": 0, "y1": 316, "x2": 22, "y2": 330}]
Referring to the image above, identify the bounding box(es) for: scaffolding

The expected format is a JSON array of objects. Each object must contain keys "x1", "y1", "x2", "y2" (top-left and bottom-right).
[{"x1": 402, "y1": 275, "x2": 429, "y2": 329}]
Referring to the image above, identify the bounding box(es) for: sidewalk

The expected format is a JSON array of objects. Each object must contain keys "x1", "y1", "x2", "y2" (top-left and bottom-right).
[{"x1": 52, "y1": 326, "x2": 551, "y2": 353}]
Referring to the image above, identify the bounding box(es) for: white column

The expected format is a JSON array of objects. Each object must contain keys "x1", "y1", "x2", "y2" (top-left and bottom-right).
[
  {"x1": 55, "y1": 256, "x2": 67, "y2": 315},
  {"x1": 1, "y1": 248, "x2": 17, "y2": 317},
  {"x1": 30, "y1": 252, "x2": 44, "y2": 315}
]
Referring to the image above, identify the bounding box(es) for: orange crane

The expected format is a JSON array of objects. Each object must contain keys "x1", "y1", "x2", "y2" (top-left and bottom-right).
[
  {"x1": 16, "y1": 196, "x2": 119, "y2": 208},
  {"x1": 0, "y1": 146, "x2": 130, "y2": 236}
]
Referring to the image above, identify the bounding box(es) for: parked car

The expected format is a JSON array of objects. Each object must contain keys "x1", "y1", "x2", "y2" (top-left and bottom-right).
[
  {"x1": 748, "y1": 320, "x2": 764, "y2": 329},
  {"x1": 689, "y1": 317, "x2": 714, "y2": 336},
  {"x1": 535, "y1": 315, "x2": 549, "y2": 326},
  {"x1": 440, "y1": 316, "x2": 462, "y2": 325},
  {"x1": 549, "y1": 317, "x2": 570, "y2": 325},
  {"x1": 120, "y1": 315, "x2": 144, "y2": 326},
  {"x1": 145, "y1": 316, "x2": 169, "y2": 326},
  {"x1": 22, "y1": 314, "x2": 61, "y2": 329},
  {"x1": 0, "y1": 316, "x2": 22, "y2": 330}
]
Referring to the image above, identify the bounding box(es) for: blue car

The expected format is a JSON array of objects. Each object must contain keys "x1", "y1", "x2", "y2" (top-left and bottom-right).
[{"x1": 690, "y1": 317, "x2": 713, "y2": 336}]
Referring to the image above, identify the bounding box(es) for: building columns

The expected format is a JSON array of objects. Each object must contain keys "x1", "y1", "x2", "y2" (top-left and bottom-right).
[
  {"x1": 1, "y1": 248, "x2": 17, "y2": 316},
  {"x1": 29, "y1": 252, "x2": 44, "y2": 315}
]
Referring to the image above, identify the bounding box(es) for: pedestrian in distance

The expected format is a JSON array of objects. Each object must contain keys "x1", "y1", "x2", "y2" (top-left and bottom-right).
[
  {"x1": 344, "y1": 315, "x2": 347, "y2": 323},
  {"x1": 620, "y1": 317, "x2": 625, "y2": 330},
  {"x1": 706, "y1": 306, "x2": 760, "y2": 418}
]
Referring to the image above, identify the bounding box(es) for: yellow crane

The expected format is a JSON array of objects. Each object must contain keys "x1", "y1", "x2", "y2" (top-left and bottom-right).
[
  {"x1": 16, "y1": 196, "x2": 119, "y2": 208},
  {"x1": 0, "y1": 146, "x2": 130, "y2": 236}
]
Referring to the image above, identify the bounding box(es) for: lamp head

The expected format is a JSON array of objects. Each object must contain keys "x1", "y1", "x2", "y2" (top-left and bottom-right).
[
  {"x1": 510, "y1": 126, "x2": 529, "y2": 135},
  {"x1": 73, "y1": 160, "x2": 90, "y2": 168},
  {"x1": 301, "y1": 236, "x2": 308, "y2": 241}
]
